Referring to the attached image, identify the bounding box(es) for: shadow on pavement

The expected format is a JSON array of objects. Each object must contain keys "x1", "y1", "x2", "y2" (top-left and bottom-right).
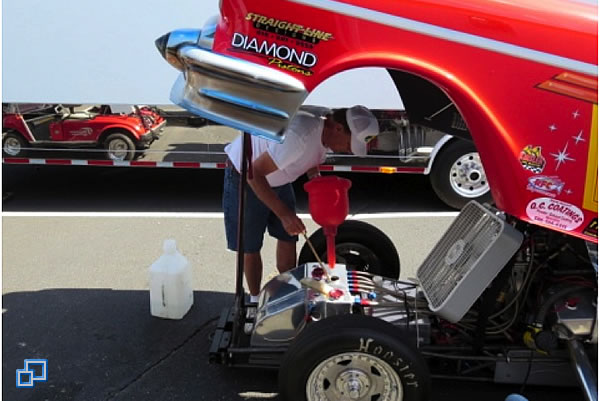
[
  {"x1": 2, "y1": 165, "x2": 451, "y2": 213},
  {"x1": 3, "y1": 289, "x2": 582, "y2": 401},
  {"x1": 3, "y1": 289, "x2": 277, "y2": 401}
]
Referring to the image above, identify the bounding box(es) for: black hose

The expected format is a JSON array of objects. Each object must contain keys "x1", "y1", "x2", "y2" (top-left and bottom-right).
[{"x1": 473, "y1": 261, "x2": 514, "y2": 350}]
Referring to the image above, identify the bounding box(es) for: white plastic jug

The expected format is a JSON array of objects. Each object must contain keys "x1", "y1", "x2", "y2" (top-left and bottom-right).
[{"x1": 149, "y1": 239, "x2": 194, "y2": 319}]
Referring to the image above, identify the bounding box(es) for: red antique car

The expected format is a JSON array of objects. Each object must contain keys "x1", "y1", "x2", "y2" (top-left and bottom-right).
[
  {"x1": 2, "y1": 103, "x2": 165, "y2": 161},
  {"x1": 157, "y1": 1, "x2": 597, "y2": 400}
]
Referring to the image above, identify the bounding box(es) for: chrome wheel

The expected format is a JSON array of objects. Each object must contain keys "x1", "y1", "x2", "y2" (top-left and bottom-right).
[
  {"x1": 107, "y1": 138, "x2": 131, "y2": 161},
  {"x1": 307, "y1": 352, "x2": 403, "y2": 401},
  {"x1": 2, "y1": 133, "x2": 26, "y2": 156},
  {"x1": 449, "y1": 152, "x2": 489, "y2": 198},
  {"x1": 3, "y1": 136, "x2": 23, "y2": 156}
]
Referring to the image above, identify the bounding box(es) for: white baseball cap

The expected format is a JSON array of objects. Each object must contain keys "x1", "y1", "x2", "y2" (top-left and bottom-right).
[{"x1": 347, "y1": 105, "x2": 379, "y2": 156}]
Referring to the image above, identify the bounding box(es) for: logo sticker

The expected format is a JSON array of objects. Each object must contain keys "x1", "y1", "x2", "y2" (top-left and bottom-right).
[
  {"x1": 232, "y1": 12, "x2": 336, "y2": 77},
  {"x1": 231, "y1": 33, "x2": 317, "y2": 76},
  {"x1": 16, "y1": 359, "x2": 47, "y2": 388},
  {"x1": 527, "y1": 175, "x2": 565, "y2": 197},
  {"x1": 520, "y1": 145, "x2": 546, "y2": 173},
  {"x1": 245, "y1": 13, "x2": 334, "y2": 44},
  {"x1": 583, "y1": 218, "x2": 598, "y2": 238},
  {"x1": 70, "y1": 127, "x2": 93, "y2": 137},
  {"x1": 526, "y1": 197, "x2": 584, "y2": 231}
]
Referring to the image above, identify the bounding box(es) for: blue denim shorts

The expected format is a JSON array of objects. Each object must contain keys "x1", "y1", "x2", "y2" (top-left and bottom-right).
[{"x1": 223, "y1": 166, "x2": 298, "y2": 253}]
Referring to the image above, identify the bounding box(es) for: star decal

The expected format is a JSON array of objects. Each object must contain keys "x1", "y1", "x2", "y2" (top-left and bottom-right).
[
  {"x1": 549, "y1": 142, "x2": 576, "y2": 171},
  {"x1": 549, "y1": 124, "x2": 557, "y2": 132},
  {"x1": 572, "y1": 130, "x2": 586, "y2": 145},
  {"x1": 565, "y1": 189, "x2": 573, "y2": 195},
  {"x1": 572, "y1": 110, "x2": 580, "y2": 119}
]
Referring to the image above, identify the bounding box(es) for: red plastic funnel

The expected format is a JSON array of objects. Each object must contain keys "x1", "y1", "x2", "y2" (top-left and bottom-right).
[{"x1": 304, "y1": 176, "x2": 352, "y2": 268}]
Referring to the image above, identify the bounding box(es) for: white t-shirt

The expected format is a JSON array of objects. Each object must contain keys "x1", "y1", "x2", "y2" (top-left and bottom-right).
[{"x1": 225, "y1": 110, "x2": 329, "y2": 187}]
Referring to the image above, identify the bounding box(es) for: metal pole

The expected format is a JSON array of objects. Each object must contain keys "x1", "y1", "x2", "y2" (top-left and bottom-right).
[
  {"x1": 232, "y1": 132, "x2": 251, "y2": 346},
  {"x1": 568, "y1": 338, "x2": 598, "y2": 401}
]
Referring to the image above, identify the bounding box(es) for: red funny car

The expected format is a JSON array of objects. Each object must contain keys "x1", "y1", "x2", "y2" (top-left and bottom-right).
[{"x1": 157, "y1": 1, "x2": 597, "y2": 400}]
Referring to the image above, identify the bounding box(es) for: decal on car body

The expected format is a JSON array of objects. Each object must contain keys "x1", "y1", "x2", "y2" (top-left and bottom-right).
[
  {"x1": 69, "y1": 128, "x2": 94, "y2": 137},
  {"x1": 231, "y1": 33, "x2": 317, "y2": 75},
  {"x1": 229, "y1": 12, "x2": 336, "y2": 77},
  {"x1": 526, "y1": 197, "x2": 584, "y2": 231},
  {"x1": 527, "y1": 175, "x2": 565, "y2": 197},
  {"x1": 519, "y1": 145, "x2": 546, "y2": 173},
  {"x1": 245, "y1": 13, "x2": 334, "y2": 43},
  {"x1": 583, "y1": 105, "x2": 598, "y2": 212},
  {"x1": 583, "y1": 218, "x2": 598, "y2": 238}
]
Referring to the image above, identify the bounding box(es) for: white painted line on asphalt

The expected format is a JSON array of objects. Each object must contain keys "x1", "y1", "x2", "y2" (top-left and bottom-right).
[
  {"x1": 2, "y1": 211, "x2": 459, "y2": 219},
  {"x1": 349, "y1": 212, "x2": 459, "y2": 219},
  {"x1": 2, "y1": 212, "x2": 225, "y2": 218},
  {"x1": 238, "y1": 392, "x2": 278, "y2": 399}
]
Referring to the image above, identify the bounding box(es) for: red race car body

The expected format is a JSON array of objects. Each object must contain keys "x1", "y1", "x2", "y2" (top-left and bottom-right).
[{"x1": 160, "y1": 0, "x2": 598, "y2": 241}]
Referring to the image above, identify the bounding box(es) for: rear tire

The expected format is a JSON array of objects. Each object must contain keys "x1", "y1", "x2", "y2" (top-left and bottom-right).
[
  {"x1": 2, "y1": 132, "x2": 28, "y2": 157},
  {"x1": 298, "y1": 220, "x2": 400, "y2": 279},
  {"x1": 104, "y1": 132, "x2": 136, "y2": 161},
  {"x1": 279, "y1": 314, "x2": 430, "y2": 401},
  {"x1": 430, "y1": 139, "x2": 492, "y2": 210}
]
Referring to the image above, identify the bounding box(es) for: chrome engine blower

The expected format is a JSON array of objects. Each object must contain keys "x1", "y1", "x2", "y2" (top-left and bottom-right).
[{"x1": 249, "y1": 262, "x2": 430, "y2": 349}]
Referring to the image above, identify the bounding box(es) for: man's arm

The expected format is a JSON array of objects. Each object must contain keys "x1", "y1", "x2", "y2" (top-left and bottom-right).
[
  {"x1": 248, "y1": 152, "x2": 306, "y2": 236},
  {"x1": 306, "y1": 166, "x2": 320, "y2": 179}
]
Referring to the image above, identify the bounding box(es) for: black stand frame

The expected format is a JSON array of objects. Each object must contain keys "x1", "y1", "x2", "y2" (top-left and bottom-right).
[{"x1": 231, "y1": 132, "x2": 251, "y2": 347}]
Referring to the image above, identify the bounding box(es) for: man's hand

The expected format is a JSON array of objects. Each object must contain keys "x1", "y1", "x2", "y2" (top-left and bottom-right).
[
  {"x1": 278, "y1": 209, "x2": 306, "y2": 236},
  {"x1": 306, "y1": 166, "x2": 320, "y2": 180}
]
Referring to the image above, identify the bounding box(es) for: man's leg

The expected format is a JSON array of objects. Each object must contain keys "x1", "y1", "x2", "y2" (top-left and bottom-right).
[
  {"x1": 244, "y1": 252, "x2": 263, "y2": 296},
  {"x1": 276, "y1": 239, "x2": 296, "y2": 273},
  {"x1": 223, "y1": 165, "x2": 270, "y2": 299}
]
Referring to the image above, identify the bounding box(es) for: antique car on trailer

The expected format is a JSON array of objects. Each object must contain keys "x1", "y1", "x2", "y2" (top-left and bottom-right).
[
  {"x1": 157, "y1": 0, "x2": 597, "y2": 400},
  {"x1": 2, "y1": 103, "x2": 165, "y2": 161}
]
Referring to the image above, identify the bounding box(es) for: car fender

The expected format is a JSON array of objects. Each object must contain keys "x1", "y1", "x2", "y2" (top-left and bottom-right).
[
  {"x1": 423, "y1": 135, "x2": 453, "y2": 175},
  {"x1": 2, "y1": 115, "x2": 35, "y2": 143},
  {"x1": 98, "y1": 123, "x2": 145, "y2": 142}
]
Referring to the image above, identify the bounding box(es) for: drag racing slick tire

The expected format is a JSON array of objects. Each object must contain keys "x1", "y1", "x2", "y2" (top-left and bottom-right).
[
  {"x1": 2, "y1": 131, "x2": 28, "y2": 157},
  {"x1": 104, "y1": 132, "x2": 136, "y2": 161},
  {"x1": 279, "y1": 314, "x2": 430, "y2": 401},
  {"x1": 298, "y1": 220, "x2": 400, "y2": 279},
  {"x1": 429, "y1": 139, "x2": 492, "y2": 210}
]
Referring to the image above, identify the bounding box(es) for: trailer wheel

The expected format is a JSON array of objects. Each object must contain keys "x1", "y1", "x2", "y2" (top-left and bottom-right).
[
  {"x1": 279, "y1": 314, "x2": 430, "y2": 401},
  {"x1": 430, "y1": 139, "x2": 492, "y2": 209},
  {"x1": 2, "y1": 132, "x2": 28, "y2": 157},
  {"x1": 104, "y1": 132, "x2": 136, "y2": 161},
  {"x1": 298, "y1": 220, "x2": 400, "y2": 279}
]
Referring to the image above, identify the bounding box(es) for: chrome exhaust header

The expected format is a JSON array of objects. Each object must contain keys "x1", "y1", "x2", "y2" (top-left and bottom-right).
[{"x1": 156, "y1": 17, "x2": 307, "y2": 142}]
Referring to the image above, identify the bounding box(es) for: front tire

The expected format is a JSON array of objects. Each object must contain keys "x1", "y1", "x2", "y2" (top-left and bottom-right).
[
  {"x1": 298, "y1": 220, "x2": 400, "y2": 279},
  {"x1": 430, "y1": 139, "x2": 492, "y2": 210},
  {"x1": 2, "y1": 132, "x2": 28, "y2": 157},
  {"x1": 104, "y1": 132, "x2": 136, "y2": 161},
  {"x1": 279, "y1": 314, "x2": 430, "y2": 401}
]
